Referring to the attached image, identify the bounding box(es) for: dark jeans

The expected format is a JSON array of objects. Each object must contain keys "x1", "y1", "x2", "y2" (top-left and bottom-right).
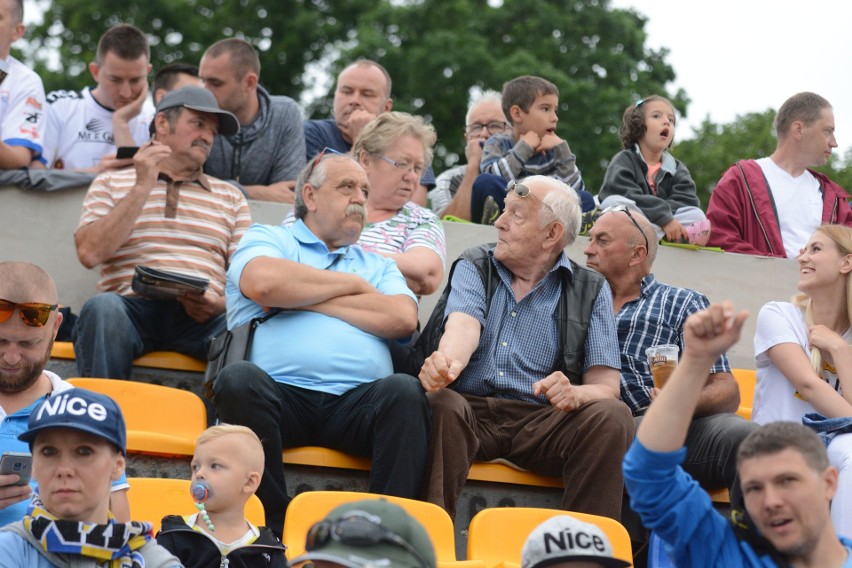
[
  {"x1": 212, "y1": 361, "x2": 431, "y2": 537},
  {"x1": 72, "y1": 293, "x2": 225, "y2": 379},
  {"x1": 634, "y1": 412, "x2": 758, "y2": 502},
  {"x1": 471, "y1": 173, "x2": 597, "y2": 223}
]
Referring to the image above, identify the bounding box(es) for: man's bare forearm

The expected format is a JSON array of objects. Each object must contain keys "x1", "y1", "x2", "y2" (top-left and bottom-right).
[{"x1": 304, "y1": 293, "x2": 417, "y2": 339}]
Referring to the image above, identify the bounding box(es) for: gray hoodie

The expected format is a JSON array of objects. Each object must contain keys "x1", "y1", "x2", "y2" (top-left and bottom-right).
[{"x1": 204, "y1": 85, "x2": 306, "y2": 195}]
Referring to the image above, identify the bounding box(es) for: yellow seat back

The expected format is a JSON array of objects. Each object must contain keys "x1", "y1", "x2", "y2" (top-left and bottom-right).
[
  {"x1": 127, "y1": 477, "x2": 265, "y2": 534},
  {"x1": 467, "y1": 507, "x2": 633, "y2": 568},
  {"x1": 731, "y1": 368, "x2": 756, "y2": 420}
]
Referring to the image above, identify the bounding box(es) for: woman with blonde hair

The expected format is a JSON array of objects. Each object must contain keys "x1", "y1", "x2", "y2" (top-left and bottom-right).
[
  {"x1": 352, "y1": 111, "x2": 445, "y2": 296},
  {"x1": 753, "y1": 223, "x2": 852, "y2": 536}
]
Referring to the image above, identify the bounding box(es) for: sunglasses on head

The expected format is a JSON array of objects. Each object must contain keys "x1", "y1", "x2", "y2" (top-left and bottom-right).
[
  {"x1": 305, "y1": 512, "x2": 430, "y2": 568},
  {"x1": 305, "y1": 147, "x2": 345, "y2": 182},
  {"x1": 0, "y1": 299, "x2": 58, "y2": 328},
  {"x1": 506, "y1": 179, "x2": 554, "y2": 213},
  {"x1": 602, "y1": 205, "x2": 649, "y2": 251}
]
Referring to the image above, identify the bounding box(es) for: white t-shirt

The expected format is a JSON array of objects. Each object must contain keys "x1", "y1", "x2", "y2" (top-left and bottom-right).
[
  {"x1": 757, "y1": 157, "x2": 823, "y2": 259},
  {"x1": 0, "y1": 55, "x2": 46, "y2": 162},
  {"x1": 43, "y1": 86, "x2": 154, "y2": 170},
  {"x1": 753, "y1": 301, "x2": 848, "y2": 424}
]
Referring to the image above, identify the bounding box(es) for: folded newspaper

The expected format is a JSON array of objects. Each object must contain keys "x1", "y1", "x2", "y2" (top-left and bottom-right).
[{"x1": 131, "y1": 266, "x2": 210, "y2": 300}]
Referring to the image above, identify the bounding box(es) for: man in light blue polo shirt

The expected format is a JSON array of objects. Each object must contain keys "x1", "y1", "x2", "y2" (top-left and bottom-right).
[
  {"x1": 212, "y1": 152, "x2": 428, "y2": 538},
  {"x1": 0, "y1": 261, "x2": 130, "y2": 525}
]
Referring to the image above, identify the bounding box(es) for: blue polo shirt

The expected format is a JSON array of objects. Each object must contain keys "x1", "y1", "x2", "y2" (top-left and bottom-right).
[
  {"x1": 226, "y1": 220, "x2": 417, "y2": 395},
  {"x1": 0, "y1": 372, "x2": 128, "y2": 526}
]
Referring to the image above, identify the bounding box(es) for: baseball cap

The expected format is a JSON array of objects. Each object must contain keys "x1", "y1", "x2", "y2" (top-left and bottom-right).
[
  {"x1": 521, "y1": 515, "x2": 630, "y2": 568},
  {"x1": 291, "y1": 499, "x2": 436, "y2": 568},
  {"x1": 156, "y1": 86, "x2": 240, "y2": 136},
  {"x1": 19, "y1": 388, "x2": 127, "y2": 456}
]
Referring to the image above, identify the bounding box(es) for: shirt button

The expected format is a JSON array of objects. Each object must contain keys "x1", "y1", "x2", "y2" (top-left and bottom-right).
[
  {"x1": 511, "y1": 311, "x2": 517, "y2": 317},
  {"x1": 502, "y1": 341, "x2": 507, "y2": 347},
  {"x1": 498, "y1": 371, "x2": 504, "y2": 377}
]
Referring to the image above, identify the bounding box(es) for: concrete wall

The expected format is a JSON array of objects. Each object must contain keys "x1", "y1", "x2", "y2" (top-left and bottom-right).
[{"x1": 1, "y1": 186, "x2": 800, "y2": 368}]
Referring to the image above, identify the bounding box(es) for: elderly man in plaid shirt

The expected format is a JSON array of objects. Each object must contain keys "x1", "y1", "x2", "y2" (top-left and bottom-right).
[
  {"x1": 584, "y1": 206, "x2": 757, "y2": 498},
  {"x1": 418, "y1": 175, "x2": 634, "y2": 522}
]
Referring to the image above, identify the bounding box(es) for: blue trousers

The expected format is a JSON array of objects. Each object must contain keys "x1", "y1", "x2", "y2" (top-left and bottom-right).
[
  {"x1": 471, "y1": 173, "x2": 597, "y2": 223},
  {"x1": 212, "y1": 361, "x2": 431, "y2": 537},
  {"x1": 72, "y1": 293, "x2": 225, "y2": 379}
]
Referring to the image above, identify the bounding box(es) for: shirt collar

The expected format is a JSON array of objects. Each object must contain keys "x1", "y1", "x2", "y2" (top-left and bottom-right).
[
  {"x1": 489, "y1": 247, "x2": 575, "y2": 280},
  {"x1": 639, "y1": 273, "x2": 659, "y2": 297},
  {"x1": 291, "y1": 219, "x2": 351, "y2": 257},
  {"x1": 632, "y1": 143, "x2": 677, "y2": 174},
  {"x1": 158, "y1": 170, "x2": 212, "y2": 191}
]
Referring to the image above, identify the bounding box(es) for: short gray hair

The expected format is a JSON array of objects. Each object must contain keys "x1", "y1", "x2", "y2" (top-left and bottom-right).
[
  {"x1": 293, "y1": 153, "x2": 360, "y2": 220},
  {"x1": 351, "y1": 111, "x2": 437, "y2": 167},
  {"x1": 465, "y1": 89, "x2": 503, "y2": 126},
  {"x1": 629, "y1": 209, "x2": 659, "y2": 264},
  {"x1": 524, "y1": 176, "x2": 582, "y2": 247}
]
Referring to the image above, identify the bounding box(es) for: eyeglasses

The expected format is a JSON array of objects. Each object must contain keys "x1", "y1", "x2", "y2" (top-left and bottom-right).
[
  {"x1": 602, "y1": 205, "x2": 649, "y2": 251},
  {"x1": 506, "y1": 179, "x2": 554, "y2": 213},
  {"x1": 305, "y1": 511, "x2": 430, "y2": 568},
  {"x1": 305, "y1": 147, "x2": 344, "y2": 182},
  {"x1": 373, "y1": 153, "x2": 424, "y2": 176},
  {"x1": 0, "y1": 299, "x2": 58, "y2": 328},
  {"x1": 465, "y1": 120, "x2": 510, "y2": 137}
]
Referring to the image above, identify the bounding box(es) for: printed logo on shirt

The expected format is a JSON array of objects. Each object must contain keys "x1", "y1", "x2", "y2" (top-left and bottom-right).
[
  {"x1": 76, "y1": 118, "x2": 114, "y2": 144},
  {"x1": 25, "y1": 96, "x2": 42, "y2": 110},
  {"x1": 19, "y1": 125, "x2": 38, "y2": 139},
  {"x1": 25, "y1": 111, "x2": 40, "y2": 124}
]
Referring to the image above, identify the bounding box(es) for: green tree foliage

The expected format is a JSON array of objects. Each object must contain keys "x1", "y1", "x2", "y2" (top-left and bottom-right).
[
  {"x1": 675, "y1": 110, "x2": 852, "y2": 207},
  {"x1": 19, "y1": 0, "x2": 683, "y2": 190}
]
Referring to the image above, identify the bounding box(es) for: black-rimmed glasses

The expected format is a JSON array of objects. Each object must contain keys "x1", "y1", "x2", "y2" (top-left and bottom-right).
[
  {"x1": 305, "y1": 511, "x2": 430, "y2": 568},
  {"x1": 0, "y1": 299, "x2": 58, "y2": 327},
  {"x1": 602, "y1": 205, "x2": 649, "y2": 251}
]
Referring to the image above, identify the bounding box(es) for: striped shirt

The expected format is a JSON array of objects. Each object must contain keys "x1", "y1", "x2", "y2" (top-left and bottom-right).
[
  {"x1": 78, "y1": 167, "x2": 251, "y2": 296},
  {"x1": 358, "y1": 202, "x2": 446, "y2": 263},
  {"x1": 616, "y1": 274, "x2": 730, "y2": 415},
  {"x1": 446, "y1": 249, "x2": 620, "y2": 404},
  {"x1": 480, "y1": 132, "x2": 585, "y2": 192}
]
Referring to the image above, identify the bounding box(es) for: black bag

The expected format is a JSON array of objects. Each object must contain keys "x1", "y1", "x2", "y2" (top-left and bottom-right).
[
  {"x1": 132, "y1": 265, "x2": 209, "y2": 300},
  {"x1": 203, "y1": 310, "x2": 280, "y2": 399}
]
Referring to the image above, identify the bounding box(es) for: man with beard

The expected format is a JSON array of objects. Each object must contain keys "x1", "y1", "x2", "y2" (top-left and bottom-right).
[
  {"x1": 72, "y1": 86, "x2": 251, "y2": 380},
  {"x1": 0, "y1": 261, "x2": 130, "y2": 524},
  {"x1": 212, "y1": 152, "x2": 429, "y2": 537}
]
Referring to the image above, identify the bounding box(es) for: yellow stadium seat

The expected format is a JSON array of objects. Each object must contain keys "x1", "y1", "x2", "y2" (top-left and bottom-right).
[
  {"x1": 52, "y1": 341, "x2": 206, "y2": 373},
  {"x1": 467, "y1": 507, "x2": 633, "y2": 568},
  {"x1": 127, "y1": 477, "x2": 264, "y2": 534},
  {"x1": 67, "y1": 378, "x2": 207, "y2": 457},
  {"x1": 283, "y1": 490, "x2": 483, "y2": 568},
  {"x1": 732, "y1": 368, "x2": 756, "y2": 420}
]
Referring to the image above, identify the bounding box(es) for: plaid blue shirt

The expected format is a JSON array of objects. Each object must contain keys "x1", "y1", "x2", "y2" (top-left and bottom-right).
[
  {"x1": 445, "y1": 249, "x2": 620, "y2": 404},
  {"x1": 616, "y1": 274, "x2": 730, "y2": 415}
]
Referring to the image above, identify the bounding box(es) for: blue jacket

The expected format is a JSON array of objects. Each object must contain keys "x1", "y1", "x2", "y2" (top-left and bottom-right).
[{"x1": 623, "y1": 440, "x2": 852, "y2": 567}]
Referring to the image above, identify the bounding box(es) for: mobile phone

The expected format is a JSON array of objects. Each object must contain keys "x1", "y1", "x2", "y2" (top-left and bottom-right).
[
  {"x1": 116, "y1": 146, "x2": 139, "y2": 160},
  {"x1": 0, "y1": 452, "x2": 32, "y2": 486}
]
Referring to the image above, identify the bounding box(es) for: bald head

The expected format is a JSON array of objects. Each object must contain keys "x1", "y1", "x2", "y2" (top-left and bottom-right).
[{"x1": 0, "y1": 262, "x2": 58, "y2": 304}]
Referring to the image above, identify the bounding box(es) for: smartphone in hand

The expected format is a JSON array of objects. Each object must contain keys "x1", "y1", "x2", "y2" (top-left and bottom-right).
[
  {"x1": 0, "y1": 452, "x2": 32, "y2": 486},
  {"x1": 116, "y1": 146, "x2": 139, "y2": 160}
]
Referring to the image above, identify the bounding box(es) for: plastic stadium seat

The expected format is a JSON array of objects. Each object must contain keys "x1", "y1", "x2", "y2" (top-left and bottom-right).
[
  {"x1": 283, "y1": 490, "x2": 483, "y2": 568},
  {"x1": 67, "y1": 378, "x2": 207, "y2": 457},
  {"x1": 732, "y1": 368, "x2": 756, "y2": 420},
  {"x1": 52, "y1": 341, "x2": 206, "y2": 373},
  {"x1": 467, "y1": 507, "x2": 633, "y2": 568},
  {"x1": 127, "y1": 477, "x2": 264, "y2": 534}
]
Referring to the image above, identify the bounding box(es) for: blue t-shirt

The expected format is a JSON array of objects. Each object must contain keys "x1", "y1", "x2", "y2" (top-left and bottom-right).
[{"x1": 226, "y1": 220, "x2": 417, "y2": 395}]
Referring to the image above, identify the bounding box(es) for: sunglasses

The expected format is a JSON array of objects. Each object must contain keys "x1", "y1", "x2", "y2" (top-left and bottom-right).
[
  {"x1": 305, "y1": 147, "x2": 344, "y2": 182},
  {"x1": 0, "y1": 299, "x2": 58, "y2": 327},
  {"x1": 602, "y1": 205, "x2": 649, "y2": 251},
  {"x1": 305, "y1": 512, "x2": 430, "y2": 568},
  {"x1": 506, "y1": 179, "x2": 554, "y2": 213}
]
